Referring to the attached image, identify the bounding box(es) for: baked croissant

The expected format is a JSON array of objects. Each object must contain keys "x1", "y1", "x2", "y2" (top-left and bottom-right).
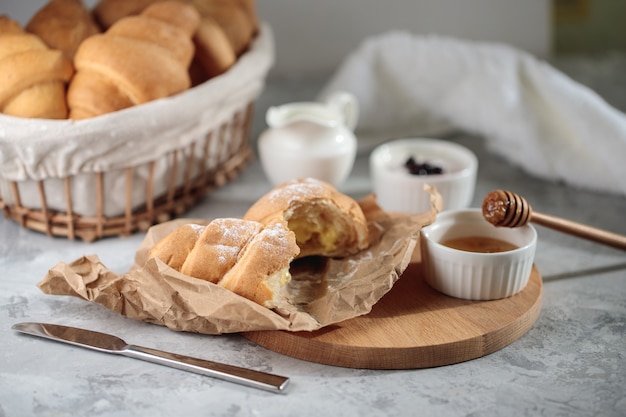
[
  {"x1": 92, "y1": 0, "x2": 170, "y2": 29},
  {"x1": 148, "y1": 218, "x2": 300, "y2": 308},
  {"x1": 25, "y1": 0, "x2": 101, "y2": 60},
  {"x1": 191, "y1": 14, "x2": 236, "y2": 80},
  {"x1": 93, "y1": 0, "x2": 257, "y2": 48},
  {"x1": 92, "y1": 0, "x2": 257, "y2": 81},
  {"x1": 191, "y1": 0, "x2": 256, "y2": 56},
  {"x1": 67, "y1": 1, "x2": 201, "y2": 119},
  {"x1": 0, "y1": 15, "x2": 74, "y2": 119},
  {"x1": 244, "y1": 178, "x2": 371, "y2": 258}
]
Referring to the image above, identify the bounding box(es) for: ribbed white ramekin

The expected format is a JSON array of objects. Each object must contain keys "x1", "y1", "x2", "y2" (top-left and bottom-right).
[
  {"x1": 370, "y1": 138, "x2": 478, "y2": 214},
  {"x1": 420, "y1": 209, "x2": 537, "y2": 300}
]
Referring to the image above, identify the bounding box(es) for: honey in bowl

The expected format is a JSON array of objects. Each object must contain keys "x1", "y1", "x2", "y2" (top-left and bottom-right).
[{"x1": 441, "y1": 236, "x2": 518, "y2": 253}]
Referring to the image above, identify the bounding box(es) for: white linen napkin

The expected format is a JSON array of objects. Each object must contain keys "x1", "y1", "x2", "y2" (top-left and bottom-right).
[{"x1": 319, "y1": 31, "x2": 626, "y2": 197}]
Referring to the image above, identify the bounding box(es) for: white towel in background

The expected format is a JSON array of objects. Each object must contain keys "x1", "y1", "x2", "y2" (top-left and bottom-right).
[{"x1": 319, "y1": 31, "x2": 626, "y2": 197}]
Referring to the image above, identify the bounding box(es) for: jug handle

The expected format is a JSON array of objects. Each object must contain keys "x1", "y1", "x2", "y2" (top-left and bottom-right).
[{"x1": 325, "y1": 91, "x2": 359, "y2": 131}]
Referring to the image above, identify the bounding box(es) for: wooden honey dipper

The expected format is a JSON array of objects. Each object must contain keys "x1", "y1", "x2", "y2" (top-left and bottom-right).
[{"x1": 482, "y1": 190, "x2": 626, "y2": 251}]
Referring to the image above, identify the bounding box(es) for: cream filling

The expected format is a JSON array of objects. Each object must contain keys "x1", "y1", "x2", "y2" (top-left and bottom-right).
[
  {"x1": 262, "y1": 267, "x2": 292, "y2": 308},
  {"x1": 289, "y1": 217, "x2": 339, "y2": 253}
]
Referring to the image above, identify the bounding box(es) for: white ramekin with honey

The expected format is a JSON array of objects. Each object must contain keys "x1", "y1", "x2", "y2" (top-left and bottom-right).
[{"x1": 420, "y1": 208, "x2": 537, "y2": 300}]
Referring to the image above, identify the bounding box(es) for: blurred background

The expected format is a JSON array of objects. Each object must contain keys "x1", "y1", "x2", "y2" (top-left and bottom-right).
[{"x1": 3, "y1": 0, "x2": 625, "y2": 109}]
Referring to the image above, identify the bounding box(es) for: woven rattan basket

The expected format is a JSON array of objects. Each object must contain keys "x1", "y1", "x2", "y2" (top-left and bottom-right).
[{"x1": 0, "y1": 25, "x2": 274, "y2": 242}]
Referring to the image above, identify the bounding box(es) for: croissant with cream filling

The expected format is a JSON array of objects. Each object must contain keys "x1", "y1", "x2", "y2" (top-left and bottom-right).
[
  {"x1": 244, "y1": 178, "x2": 371, "y2": 259},
  {"x1": 148, "y1": 218, "x2": 299, "y2": 308}
]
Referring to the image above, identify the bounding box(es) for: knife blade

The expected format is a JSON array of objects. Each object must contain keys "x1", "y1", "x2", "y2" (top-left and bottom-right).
[{"x1": 12, "y1": 322, "x2": 289, "y2": 394}]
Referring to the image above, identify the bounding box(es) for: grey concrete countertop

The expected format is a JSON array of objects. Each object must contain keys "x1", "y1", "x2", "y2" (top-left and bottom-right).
[{"x1": 1, "y1": 77, "x2": 625, "y2": 417}]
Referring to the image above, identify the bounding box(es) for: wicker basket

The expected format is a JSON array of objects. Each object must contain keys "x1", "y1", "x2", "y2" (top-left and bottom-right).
[{"x1": 0, "y1": 25, "x2": 274, "y2": 242}]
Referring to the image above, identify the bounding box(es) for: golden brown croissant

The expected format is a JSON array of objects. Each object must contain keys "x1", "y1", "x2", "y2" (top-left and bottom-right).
[
  {"x1": 0, "y1": 15, "x2": 74, "y2": 119},
  {"x1": 148, "y1": 222, "x2": 206, "y2": 271},
  {"x1": 148, "y1": 218, "x2": 299, "y2": 308},
  {"x1": 191, "y1": 0, "x2": 256, "y2": 56},
  {"x1": 93, "y1": 0, "x2": 257, "y2": 46},
  {"x1": 67, "y1": 1, "x2": 200, "y2": 119},
  {"x1": 218, "y1": 220, "x2": 299, "y2": 308},
  {"x1": 25, "y1": 0, "x2": 101, "y2": 60},
  {"x1": 191, "y1": 16, "x2": 236, "y2": 81},
  {"x1": 180, "y1": 218, "x2": 262, "y2": 284},
  {"x1": 93, "y1": 0, "x2": 169, "y2": 29},
  {"x1": 92, "y1": 0, "x2": 257, "y2": 82}
]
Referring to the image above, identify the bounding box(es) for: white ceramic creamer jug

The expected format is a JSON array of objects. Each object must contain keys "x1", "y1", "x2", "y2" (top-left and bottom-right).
[{"x1": 258, "y1": 91, "x2": 359, "y2": 186}]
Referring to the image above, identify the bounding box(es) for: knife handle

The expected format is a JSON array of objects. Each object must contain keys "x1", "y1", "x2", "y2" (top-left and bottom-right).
[{"x1": 123, "y1": 345, "x2": 289, "y2": 393}]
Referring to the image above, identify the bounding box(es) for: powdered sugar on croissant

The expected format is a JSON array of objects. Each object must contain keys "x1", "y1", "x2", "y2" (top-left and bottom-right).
[
  {"x1": 244, "y1": 178, "x2": 371, "y2": 258},
  {"x1": 148, "y1": 218, "x2": 299, "y2": 308}
]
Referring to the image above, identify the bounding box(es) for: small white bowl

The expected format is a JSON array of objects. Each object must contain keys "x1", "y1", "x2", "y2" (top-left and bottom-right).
[
  {"x1": 370, "y1": 138, "x2": 478, "y2": 213},
  {"x1": 420, "y1": 209, "x2": 537, "y2": 300}
]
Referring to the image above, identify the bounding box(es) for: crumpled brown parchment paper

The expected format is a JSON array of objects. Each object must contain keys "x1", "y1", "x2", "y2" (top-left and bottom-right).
[{"x1": 38, "y1": 190, "x2": 442, "y2": 334}]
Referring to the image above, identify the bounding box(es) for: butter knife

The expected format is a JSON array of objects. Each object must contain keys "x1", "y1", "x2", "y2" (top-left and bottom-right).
[{"x1": 12, "y1": 322, "x2": 289, "y2": 394}]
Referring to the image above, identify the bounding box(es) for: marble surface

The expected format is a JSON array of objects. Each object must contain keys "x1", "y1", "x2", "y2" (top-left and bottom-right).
[{"x1": 1, "y1": 77, "x2": 626, "y2": 417}]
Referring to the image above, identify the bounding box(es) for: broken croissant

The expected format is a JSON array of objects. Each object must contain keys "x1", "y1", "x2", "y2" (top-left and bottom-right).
[
  {"x1": 244, "y1": 178, "x2": 371, "y2": 258},
  {"x1": 148, "y1": 218, "x2": 300, "y2": 308},
  {"x1": 0, "y1": 15, "x2": 74, "y2": 119},
  {"x1": 147, "y1": 178, "x2": 371, "y2": 307},
  {"x1": 67, "y1": 0, "x2": 201, "y2": 119}
]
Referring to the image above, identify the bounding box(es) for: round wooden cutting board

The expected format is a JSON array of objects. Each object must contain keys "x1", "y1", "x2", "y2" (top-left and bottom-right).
[{"x1": 243, "y1": 263, "x2": 543, "y2": 369}]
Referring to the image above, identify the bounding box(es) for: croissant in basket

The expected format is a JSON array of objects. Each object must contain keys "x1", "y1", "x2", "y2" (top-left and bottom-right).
[
  {"x1": 0, "y1": 16, "x2": 74, "y2": 119},
  {"x1": 148, "y1": 218, "x2": 300, "y2": 308},
  {"x1": 25, "y1": 0, "x2": 101, "y2": 60},
  {"x1": 93, "y1": 0, "x2": 258, "y2": 81},
  {"x1": 67, "y1": 0, "x2": 201, "y2": 119}
]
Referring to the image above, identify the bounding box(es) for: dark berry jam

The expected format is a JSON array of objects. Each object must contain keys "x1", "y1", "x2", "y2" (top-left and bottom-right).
[{"x1": 404, "y1": 157, "x2": 444, "y2": 175}]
